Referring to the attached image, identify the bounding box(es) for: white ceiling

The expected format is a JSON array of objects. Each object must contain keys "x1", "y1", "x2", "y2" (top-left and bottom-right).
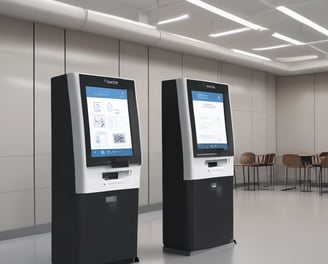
[{"x1": 53, "y1": 0, "x2": 328, "y2": 73}]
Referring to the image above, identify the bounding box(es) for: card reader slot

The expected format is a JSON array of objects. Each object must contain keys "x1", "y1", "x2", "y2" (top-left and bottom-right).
[
  {"x1": 207, "y1": 162, "x2": 218, "y2": 168},
  {"x1": 102, "y1": 172, "x2": 119, "y2": 180}
]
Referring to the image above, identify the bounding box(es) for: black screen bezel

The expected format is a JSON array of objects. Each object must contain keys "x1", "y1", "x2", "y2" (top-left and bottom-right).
[
  {"x1": 187, "y1": 79, "x2": 234, "y2": 157},
  {"x1": 79, "y1": 74, "x2": 141, "y2": 167}
]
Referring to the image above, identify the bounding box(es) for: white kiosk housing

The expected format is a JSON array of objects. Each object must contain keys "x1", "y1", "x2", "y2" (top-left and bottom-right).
[
  {"x1": 162, "y1": 78, "x2": 234, "y2": 255},
  {"x1": 51, "y1": 73, "x2": 141, "y2": 264}
]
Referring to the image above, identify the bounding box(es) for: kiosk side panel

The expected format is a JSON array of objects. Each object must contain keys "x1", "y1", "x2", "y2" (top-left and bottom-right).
[
  {"x1": 51, "y1": 75, "x2": 80, "y2": 263},
  {"x1": 162, "y1": 80, "x2": 192, "y2": 249}
]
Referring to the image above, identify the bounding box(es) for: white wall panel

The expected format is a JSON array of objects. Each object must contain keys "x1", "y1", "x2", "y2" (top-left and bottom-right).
[
  {"x1": 35, "y1": 188, "x2": 51, "y2": 225},
  {"x1": 148, "y1": 47, "x2": 182, "y2": 154},
  {"x1": 34, "y1": 23, "x2": 64, "y2": 225},
  {"x1": 315, "y1": 73, "x2": 328, "y2": 114},
  {"x1": 148, "y1": 48, "x2": 181, "y2": 204},
  {"x1": 139, "y1": 153, "x2": 149, "y2": 206},
  {"x1": 252, "y1": 71, "x2": 266, "y2": 113},
  {"x1": 182, "y1": 54, "x2": 219, "y2": 81},
  {"x1": 277, "y1": 113, "x2": 314, "y2": 154},
  {"x1": 277, "y1": 75, "x2": 315, "y2": 155},
  {"x1": 66, "y1": 30, "x2": 119, "y2": 76},
  {"x1": 266, "y1": 74, "x2": 276, "y2": 153},
  {"x1": 0, "y1": 16, "x2": 33, "y2": 157},
  {"x1": 0, "y1": 157, "x2": 33, "y2": 193},
  {"x1": 277, "y1": 75, "x2": 314, "y2": 115},
  {"x1": 149, "y1": 180, "x2": 162, "y2": 204},
  {"x1": 0, "y1": 191, "x2": 34, "y2": 232},
  {"x1": 232, "y1": 111, "x2": 252, "y2": 159},
  {"x1": 120, "y1": 41, "x2": 149, "y2": 204},
  {"x1": 119, "y1": 41, "x2": 148, "y2": 111},
  {"x1": 139, "y1": 183, "x2": 148, "y2": 206},
  {"x1": 221, "y1": 63, "x2": 252, "y2": 112},
  {"x1": 148, "y1": 48, "x2": 182, "y2": 115},
  {"x1": 315, "y1": 114, "x2": 328, "y2": 153},
  {"x1": 252, "y1": 113, "x2": 267, "y2": 154},
  {"x1": 0, "y1": 16, "x2": 34, "y2": 231}
]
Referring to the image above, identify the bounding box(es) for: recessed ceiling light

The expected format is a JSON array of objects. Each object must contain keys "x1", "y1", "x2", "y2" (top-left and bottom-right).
[
  {"x1": 186, "y1": 0, "x2": 267, "y2": 31},
  {"x1": 231, "y1": 49, "x2": 272, "y2": 61},
  {"x1": 253, "y1": 44, "x2": 291, "y2": 51},
  {"x1": 276, "y1": 6, "x2": 328, "y2": 37},
  {"x1": 272, "y1": 33, "x2": 305, "y2": 45},
  {"x1": 209, "y1": 27, "x2": 250, "y2": 38},
  {"x1": 158, "y1": 14, "x2": 189, "y2": 25},
  {"x1": 276, "y1": 55, "x2": 318, "y2": 62}
]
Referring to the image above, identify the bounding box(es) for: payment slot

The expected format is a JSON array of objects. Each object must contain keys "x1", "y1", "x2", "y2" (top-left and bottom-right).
[
  {"x1": 51, "y1": 73, "x2": 141, "y2": 264},
  {"x1": 162, "y1": 78, "x2": 235, "y2": 255}
]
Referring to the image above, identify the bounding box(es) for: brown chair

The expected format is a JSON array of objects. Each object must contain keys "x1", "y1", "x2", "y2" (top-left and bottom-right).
[
  {"x1": 312, "y1": 152, "x2": 328, "y2": 185},
  {"x1": 281, "y1": 154, "x2": 302, "y2": 191},
  {"x1": 319, "y1": 156, "x2": 328, "y2": 195},
  {"x1": 238, "y1": 152, "x2": 257, "y2": 190},
  {"x1": 252, "y1": 154, "x2": 268, "y2": 189},
  {"x1": 263, "y1": 153, "x2": 276, "y2": 189}
]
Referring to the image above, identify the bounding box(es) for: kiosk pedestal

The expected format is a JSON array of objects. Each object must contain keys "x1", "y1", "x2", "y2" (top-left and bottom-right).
[
  {"x1": 52, "y1": 73, "x2": 141, "y2": 264},
  {"x1": 162, "y1": 78, "x2": 234, "y2": 255}
]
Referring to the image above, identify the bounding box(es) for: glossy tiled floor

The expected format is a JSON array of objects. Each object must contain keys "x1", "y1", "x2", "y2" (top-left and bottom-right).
[{"x1": 1, "y1": 187, "x2": 328, "y2": 264}]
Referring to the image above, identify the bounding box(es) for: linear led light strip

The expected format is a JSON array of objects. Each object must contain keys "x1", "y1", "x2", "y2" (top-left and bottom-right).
[
  {"x1": 277, "y1": 55, "x2": 318, "y2": 62},
  {"x1": 186, "y1": 0, "x2": 267, "y2": 31},
  {"x1": 272, "y1": 32, "x2": 305, "y2": 45},
  {"x1": 231, "y1": 49, "x2": 271, "y2": 61},
  {"x1": 276, "y1": 6, "x2": 328, "y2": 37},
  {"x1": 158, "y1": 14, "x2": 189, "y2": 25},
  {"x1": 209, "y1": 27, "x2": 250, "y2": 38},
  {"x1": 253, "y1": 44, "x2": 291, "y2": 51}
]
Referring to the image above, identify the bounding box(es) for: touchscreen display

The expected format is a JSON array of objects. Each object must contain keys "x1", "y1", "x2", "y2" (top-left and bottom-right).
[
  {"x1": 191, "y1": 90, "x2": 228, "y2": 150},
  {"x1": 86, "y1": 86, "x2": 133, "y2": 157}
]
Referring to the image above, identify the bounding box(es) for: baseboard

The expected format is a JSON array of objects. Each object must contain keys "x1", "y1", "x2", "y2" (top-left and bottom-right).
[
  {"x1": 139, "y1": 203, "x2": 162, "y2": 213},
  {"x1": 0, "y1": 223, "x2": 51, "y2": 241}
]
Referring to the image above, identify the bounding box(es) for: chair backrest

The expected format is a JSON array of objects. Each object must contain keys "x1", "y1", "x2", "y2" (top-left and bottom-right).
[
  {"x1": 282, "y1": 154, "x2": 301, "y2": 168},
  {"x1": 321, "y1": 156, "x2": 328, "y2": 168},
  {"x1": 256, "y1": 154, "x2": 266, "y2": 165},
  {"x1": 266, "y1": 153, "x2": 276, "y2": 165},
  {"x1": 240, "y1": 152, "x2": 256, "y2": 165},
  {"x1": 319, "y1": 152, "x2": 328, "y2": 161}
]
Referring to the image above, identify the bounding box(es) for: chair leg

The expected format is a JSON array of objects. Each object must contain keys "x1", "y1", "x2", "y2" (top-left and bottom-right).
[
  {"x1": 319, "y1": 167, "x2": 322, "y2": 195},
  {"x1": 242, "y1": 166, "x2": 246, "y2": 189},
  {"x1": 299, "y1": 168, "x2": 302, "y2": 187},
  {"x1": 309, "y1": 168, "x2": 311, "y2": 192},
  {"x1": 257, "y1": 166, "x2": 260, "y2": 190},
  {"x1": 253, "y1": 167, "x2": 256, "y2": 191},
  {"x1": 247, "y1": 167, "x2": 250, "y2": 190},
  {"x1": 285, "y1": 167, "x2": 288, "y2": 189},
  {"x1": 272, "y1": 165, "x2": 275, "y2": 189}
]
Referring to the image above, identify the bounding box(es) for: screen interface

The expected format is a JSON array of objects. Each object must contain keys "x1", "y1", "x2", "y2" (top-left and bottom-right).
[
  {"x1": 86, "y1": 86, "x2": 133, "y2": 157},
  {"x1": 191, "y1": 90, "x2": 228, "y2": 150}
]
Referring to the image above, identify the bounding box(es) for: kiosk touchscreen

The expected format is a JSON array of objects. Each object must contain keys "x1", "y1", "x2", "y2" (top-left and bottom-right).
[
  {"x1": 162, "y1": 78, "x2": 234, "y2": 255},
  {"x1": 51, "y1": 73, "x2": 141, "y2": 264}
]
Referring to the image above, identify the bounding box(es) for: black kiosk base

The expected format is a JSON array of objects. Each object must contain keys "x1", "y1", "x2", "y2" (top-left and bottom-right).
[{"x1": 162, "y1": 79, "x2": 234, "y2": 255}]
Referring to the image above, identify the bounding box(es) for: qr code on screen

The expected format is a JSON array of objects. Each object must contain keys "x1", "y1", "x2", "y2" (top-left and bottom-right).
[{"x1": 113, "y1": 133, "x2": 126, "y2": 144}]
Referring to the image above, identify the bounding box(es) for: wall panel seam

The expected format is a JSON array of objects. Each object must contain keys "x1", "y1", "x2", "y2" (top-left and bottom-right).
[
  {"x1": 33, "y1": 22, "x2": 36, "y2": 227},
  {"x1": 147, "y1": 45, "x2": 150, "y2": 205}
]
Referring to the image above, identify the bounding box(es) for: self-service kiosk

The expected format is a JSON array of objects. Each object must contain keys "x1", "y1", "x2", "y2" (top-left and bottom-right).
[
  {"x1": 162, "y1": 78, "x2": 234, "y2": 255},
  {"x1": 51, "y1": 73, "x2": 141, "y2": 264}
]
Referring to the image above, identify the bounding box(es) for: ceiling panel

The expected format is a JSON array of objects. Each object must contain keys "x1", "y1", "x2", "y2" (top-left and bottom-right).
[{"x1": 56, "y1": 0, "x2": 328, "y2": 68}]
